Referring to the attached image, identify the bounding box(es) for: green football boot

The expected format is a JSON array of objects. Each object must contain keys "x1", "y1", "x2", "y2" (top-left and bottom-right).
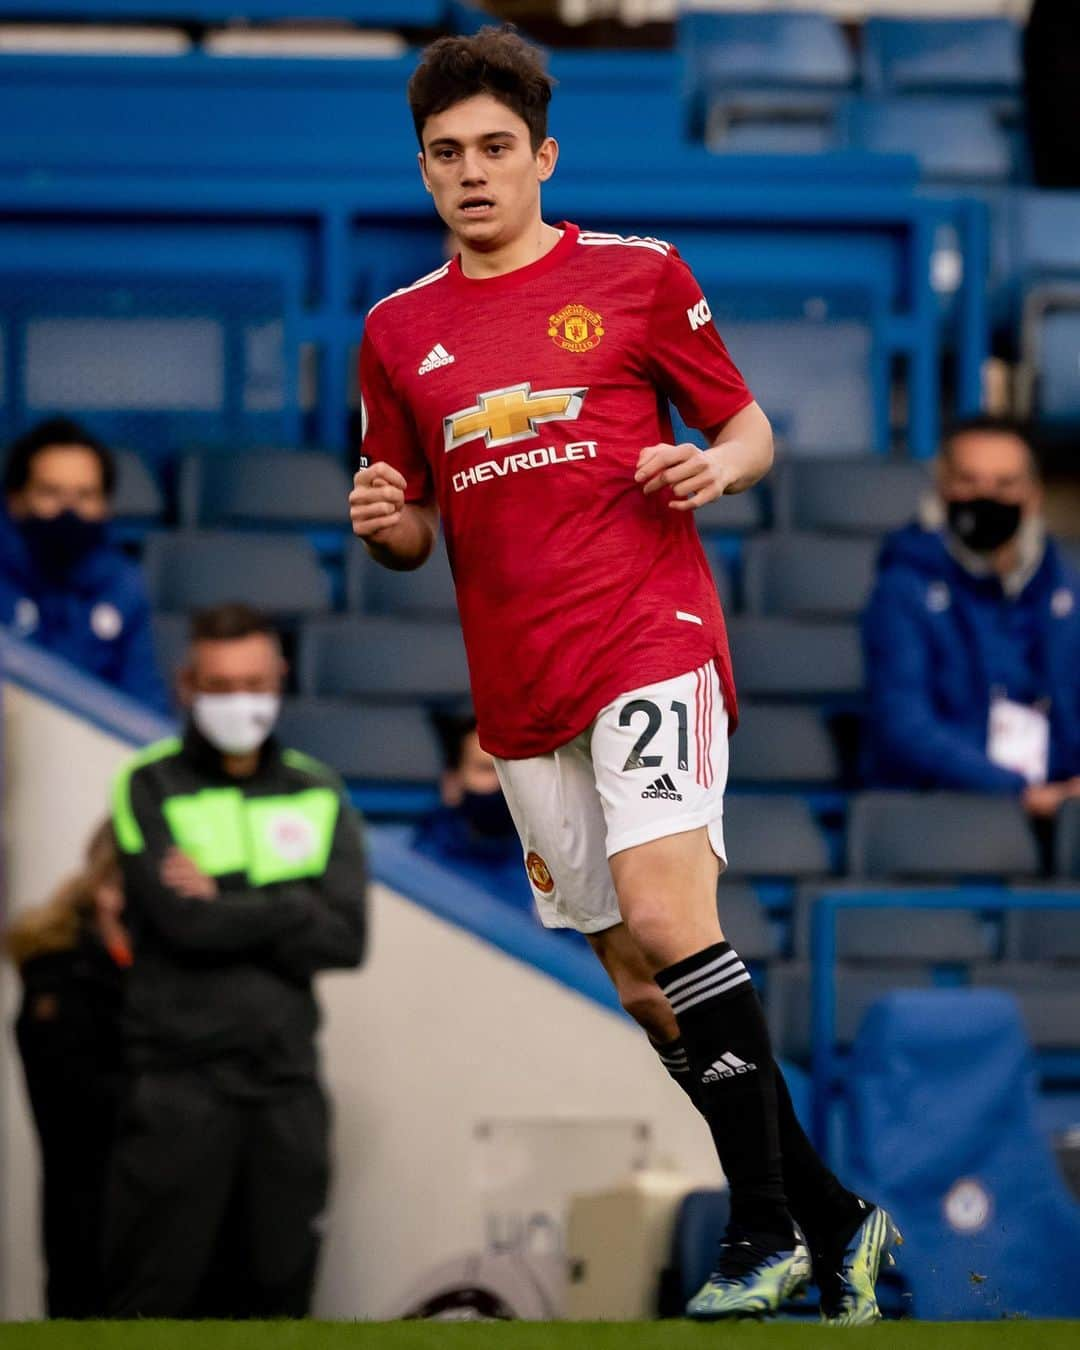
[
  {"x1": 686, "y1": 1227, "x2": 812, "y2": 1320},
  {"x1": 815, "y1": 1203, "x2": 903, "y2": 1326}
]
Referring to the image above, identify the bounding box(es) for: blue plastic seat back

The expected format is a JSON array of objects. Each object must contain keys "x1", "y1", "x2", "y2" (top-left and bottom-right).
[
  {"x1": 776, "y1": 458, "x2": 929, "y2": 534},
  {"x1": 727, "y1": 617, "x2": 863, "y2": 698},
  {"x1": 742, "y1": 533, "x2": 879, "y2": 619},
  {"x1": 297, "y1": 615, "x2": 470, "y2": 702},
  {"x1": 180, "y1": 450, "x2": 350, "y2": 527},
  {"x1": 848, "y1": 989, "x2": 1080, "y2": 1318},
  {"x1": 716, "y1": 882, "x2": 780, "y2": 962},
  {"x1": 721, "y1": 320, "x2": 873, "y2": 453},
  {"x1": 861, "y1": 18, "x2": 1021, "y2": 96},
  {"x1": 276, "y1": 696, "x2": 442, "y2": 783},
  {"x1": 792, "y1": 886, "x2": 992, "y2": 962},
  {"x1": 1036, "y1": 310, "x2": 1080, "y2": 420},
  {"x1": 970, "y1": 962, "x2": 1080, "y2": 1050},
  {"x1": 1056, "y1": 800, "x2": 1080, "y2": 878},
  {"x1": 728, "y1": 702, "x2": 840, "y2": 785},
  {"x1": 721, "y1": 795, "x2": 830, "y2": 880},
  {"x1": 840, "y1": 96, "x2": 1012, "y2": 183},
  {"x1": 847, "y1": 792, "x2": 1041, "y2": 881},
  {"x1": 679, "y1": 11, "x2": 854, "y2": 89},
  {"x1": 144, "y1": 530, "x2": 329, "y2": 616},
  {"x1": 112, "y1": 449, "x2": 165, "y2": 523}
]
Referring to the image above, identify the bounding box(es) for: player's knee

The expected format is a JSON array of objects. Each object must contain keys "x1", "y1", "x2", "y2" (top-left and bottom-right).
[
  {"x1": 621, "y1": 898, "x2": 685, "y2": 968},
  {"x1": 618, "y1": 982, "x2": 675, "y2": 1041}
]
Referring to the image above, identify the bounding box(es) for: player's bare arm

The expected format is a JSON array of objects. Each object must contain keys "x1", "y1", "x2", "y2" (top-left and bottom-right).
[
  {"x1": 635, "y1": 400, "x2": 774, "y2": 511},
  {"x1": 349, "y1": 462, "x2": 438, "y2": 571}
]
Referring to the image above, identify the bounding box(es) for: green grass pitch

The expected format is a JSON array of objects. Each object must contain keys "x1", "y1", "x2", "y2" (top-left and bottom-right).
[{"x1": 3, "y1": 1323, "x2": 1077, "y2": 1350}]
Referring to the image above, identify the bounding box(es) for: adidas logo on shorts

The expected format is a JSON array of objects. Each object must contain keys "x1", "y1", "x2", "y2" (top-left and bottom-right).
[
  {"x1": 641, "y1": 773, "x2": 683, "y2": 801},
  {"x1": 701, "y1": 1052, "x2": 757, "y2": 1083}
]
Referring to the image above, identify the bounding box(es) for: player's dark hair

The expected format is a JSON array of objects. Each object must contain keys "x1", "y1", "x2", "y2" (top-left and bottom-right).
[
  {"x1": 408, "y1": 26, "x2": 554, "y2": 153},
  {"x1": 3, "y1": 416, "x2": 116, "y2": 498},
  {"x1": 432, "y1": 709, "x2": 479, "y2": 773},
  {"x1": 941, "y1": 414, "x2": 1040, "y2": 478},
  {"x1": 190, "y1": 603, "x2": 279, "y2": 645}
]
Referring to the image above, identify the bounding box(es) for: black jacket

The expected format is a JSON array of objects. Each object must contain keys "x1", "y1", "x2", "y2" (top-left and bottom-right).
[{"x1": 112, "y1": 728, "x2": 367, "y2": 1095}]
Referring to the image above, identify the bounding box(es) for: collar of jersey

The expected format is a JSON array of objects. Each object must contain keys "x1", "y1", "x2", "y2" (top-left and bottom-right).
[{"x1": 448, "y1": 220, "x2": 578, "y2": 294}]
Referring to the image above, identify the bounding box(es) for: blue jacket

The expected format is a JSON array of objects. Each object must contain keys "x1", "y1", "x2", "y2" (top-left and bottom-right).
[
  {"x1": 861, "y1": 523, "x2": 1080, "y2": 793},
  {"x1": 0, "y1": 512, "x2": 168, "y2": 714},
  {"x1": 412, "y1": 806, "x2": 541, "y2": 921}
]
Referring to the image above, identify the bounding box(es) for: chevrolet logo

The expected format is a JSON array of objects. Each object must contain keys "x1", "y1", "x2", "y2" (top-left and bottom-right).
[{"x1": 444, "y1": 382, "x2": 587, "y2": 453}]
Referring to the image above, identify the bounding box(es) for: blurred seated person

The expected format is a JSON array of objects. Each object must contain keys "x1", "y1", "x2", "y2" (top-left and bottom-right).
[
  {"x1": 862, "y1": 416, "x2": 1080, "y2": 817},
  {"x1": 4, "y1": 821, "x2": 130, "y2": 1320},
  {"x1": 414, "y1": 712, "x2": 538, "y2": 919},
  {"x1": 105, "y1": 602, "x2": 367, "y2": 1319},
  {"x1": 0, "y1": 417, "x2": 167, "y2": 713}
]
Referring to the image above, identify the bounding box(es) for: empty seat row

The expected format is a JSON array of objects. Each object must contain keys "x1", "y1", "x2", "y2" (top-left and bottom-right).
[
  {"x1": 115, "y1": 450, "x2": 929, "y2": 536},
  {"x1": 138, "y1": 527, "x2": 891, "y2": 622}
]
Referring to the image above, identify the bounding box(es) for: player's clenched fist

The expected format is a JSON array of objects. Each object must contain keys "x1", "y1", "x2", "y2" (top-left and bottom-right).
[
  {"x1": 635, "y1": 442, "x2": 738, "y2": 511},
  {"x1": 350, "y1": 461, "x2": 407, "y2": 538}
]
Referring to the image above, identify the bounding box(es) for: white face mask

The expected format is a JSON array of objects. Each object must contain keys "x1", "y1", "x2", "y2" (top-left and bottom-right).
[{"x1": 192, "y1": 692, "x2": 280, "y2": 756}]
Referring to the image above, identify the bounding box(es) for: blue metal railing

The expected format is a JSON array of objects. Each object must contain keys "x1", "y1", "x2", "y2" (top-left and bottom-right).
[{"x1": 810, "y1": 886, "x2": 1080, "y2": 1153}]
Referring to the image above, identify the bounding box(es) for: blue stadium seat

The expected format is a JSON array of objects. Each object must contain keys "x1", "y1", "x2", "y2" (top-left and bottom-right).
[
  {"x1": 861, "y1": 18, "x2": 1022, "y2": 97},
  {"x1": 1056, "y1": 799, "x2": 1080, "y2": 878},
  {"x1": 1004, "y1": 899, "x2": 1080, "y2": 961},
  {"x1": 716, "y1": 882, "x2": 781, "y2": 962},
  {"x1": 144, "y1": 531, "x2": 329, "y2": 616},
  {"x1": 348, "y1": 539, "x2": 457, "y2": 618},
  {"x1": 179, "y1": 450, "x2": 350, "y2": 528},
  {"x1": 792, "y1": 885, "x2": 993, "y2": 963},
  {"x1": 767, "y1": 960, "x2": 936, "y2": 1062},
  {"x1": 970, "y1": 963, "x2": 1080, "y2": 1050},
  {"x1": 774, "y1": 458, "x2": 929, "y2": 535},
  {"x1": 727, "y1": 617, "x2": 863, "y2": 699},
  {"x1": 728, "y1": 703, "x2": 840, "y2": 785},
  {"x1": 847, "y1": 792, "x2": 1041, "y2": 881},
  {"x1": 276, "y1": 696, "x2": 442, "y2": 784},
  {"x1": 0, "y1": 3, "x2": 446, "y2": 23},
  {"x1": 1032, "y1": 310, "x2": 1080, "y2": 421},
  {"x1": 297, "y1": 614, "x2": 470, "y2": 702},
  {"x1": 151, "y1": 611, "x2": 188, "y2": 691},
  {"x1": 721, "y1": 795, "x2": 831, "y2": 880},
  {"x1": 720, "y1": 320, "x2": 874, "y2": 453},
  {"x1": 112, "y1": 449, "x2": 165, "y2": 525},
  {"x1": 839, "y1": 97, "x2": 1012, "y2": 183},
  {"x1": 709, "y1": 552, "x2": 733, "y2": 615},
  {"x1": 742, "y1": 534, "x2": 879, "y2": 619}
]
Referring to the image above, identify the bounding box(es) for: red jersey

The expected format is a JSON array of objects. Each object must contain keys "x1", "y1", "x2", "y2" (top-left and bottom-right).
[{"x1": 359, "y1": 222, "x2": 752, "y2": 759}]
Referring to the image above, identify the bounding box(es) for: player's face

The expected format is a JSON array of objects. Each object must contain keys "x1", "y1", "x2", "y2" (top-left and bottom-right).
[
  {"x1": 418, "y1": 94, "x2": 557, "y2": 251},
  {"x1": 939, "y1": 431, "x2": 1040, "y2": 514}
]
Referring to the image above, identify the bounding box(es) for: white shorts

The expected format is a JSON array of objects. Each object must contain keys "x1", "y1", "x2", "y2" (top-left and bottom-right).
[{"x1": 494, "y1": 661, "x2": 729, "y2": 934}]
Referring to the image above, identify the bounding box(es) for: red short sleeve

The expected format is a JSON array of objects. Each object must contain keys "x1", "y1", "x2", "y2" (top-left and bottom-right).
[
  {"x1": 646, "y1": 250, "x2": 754, "y2": 437},
  {"x1": 358, "y1": 330, "x2": 432, "y2": 503}
]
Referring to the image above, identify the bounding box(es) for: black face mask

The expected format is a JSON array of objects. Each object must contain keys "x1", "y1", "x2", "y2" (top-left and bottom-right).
[
  {"x1": 460, "y1": 788, "x2": 516, "y2": 840},
  {"x1": 946, "y1": 497, "x2": 1023, "y2": 554},
  {"x1": 18, "y1": 511, "x2": 106, "y2": 575}
]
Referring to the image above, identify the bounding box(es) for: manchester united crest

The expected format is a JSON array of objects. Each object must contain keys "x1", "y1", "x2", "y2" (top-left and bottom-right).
[
  {"x1": 548, "y1": 303, "x2": 604, "y2": 353},
  {"x1": 525, "y1": 850, "x2": 555, "y2": 894}
]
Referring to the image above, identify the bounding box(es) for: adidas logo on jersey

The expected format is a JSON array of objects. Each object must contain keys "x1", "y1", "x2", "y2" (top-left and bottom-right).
[
  {"x1": 418, "y1": 343, "x2": 455, "y2": 375},
  {"x1": 701, "y1": 1052, "x2": 757, "y2": 1083},
  {"x1": 641, "y1": 773, "x2": 683, "y2": 801}
]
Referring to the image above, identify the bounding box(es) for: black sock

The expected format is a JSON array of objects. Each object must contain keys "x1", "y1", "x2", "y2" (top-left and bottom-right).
[
  {"x1": 656, "y1": 942, "x2": 790, "y2": 1240},
  {"x1": 772, "y1": 1068, "x2": 865, "y2": 1250},
  {"x1": 653, "y1": 1033, "x2": 864, "y2": 1248}
]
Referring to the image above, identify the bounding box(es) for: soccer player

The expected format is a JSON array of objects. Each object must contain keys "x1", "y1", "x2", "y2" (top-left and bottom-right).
[{"x1": 350, "y1": 27, "x2": 899, "y2": 1322}]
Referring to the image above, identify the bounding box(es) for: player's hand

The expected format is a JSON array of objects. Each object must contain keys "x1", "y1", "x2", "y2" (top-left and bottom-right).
[
  {"x1": 349, "y1": 462, "x2": 408, "y2": 538},
  {"x1": 634, "y1": 442, "x2": 738, "y2": 512},
  {"x1": 1022, "y1": 777, "x2": 1080, "y2": 818},
  {"x1": 161, "y1": 847, "x2": 218, "y2": 901}
]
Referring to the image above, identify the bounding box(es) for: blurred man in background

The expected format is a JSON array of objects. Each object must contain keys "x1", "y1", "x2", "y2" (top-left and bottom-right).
[
  {"x1": 0, "y1": 417, "x2": 167, "y2": 712},
  {"x1": 413, "y1": 711, "x2": 538, "y2": 919},
  {"x1": 105, "y1": 603, "x2": 367, "y2": 1319},
  {"x1": 863, "y1": 416, "x2": 1080, "y2": 816}
]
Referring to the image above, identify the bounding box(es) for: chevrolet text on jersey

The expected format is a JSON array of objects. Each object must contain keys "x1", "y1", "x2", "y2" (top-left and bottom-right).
[{"x1": 452, "y1": 440, "x2": 597, "y2": 493}]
